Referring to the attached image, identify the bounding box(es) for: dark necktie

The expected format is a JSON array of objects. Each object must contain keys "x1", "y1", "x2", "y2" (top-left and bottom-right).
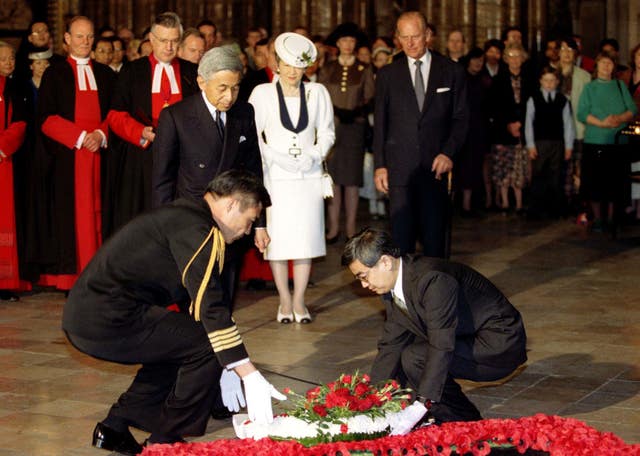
[
  {"x1": 414, "y1": 60, "x2": 425, "y2": 111},
  {"x1": 215, "y1": 111, "x2": 225, "y2": 141},
  {"x1": 546, "y1": 92, "x2": 552, "y2": 103}
]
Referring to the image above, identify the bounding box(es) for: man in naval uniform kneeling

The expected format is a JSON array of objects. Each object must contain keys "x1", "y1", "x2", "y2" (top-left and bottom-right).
[{"x1": 62, "y1": 169, "x2": 284, "y2": 455}]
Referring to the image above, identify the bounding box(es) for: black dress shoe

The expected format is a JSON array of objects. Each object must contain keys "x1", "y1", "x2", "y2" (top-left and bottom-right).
[
  {"x1": 211, "y1": 407, "x2": 233, "y2": 420},
  {"x1": 0, "y1": 291, "x2": 19, "y2": 301},
  {"x1": 92, "y1": 422, "x2": 143, "y2": 456},
  {"x1": 144, "y1": 436, "x2": 186, "y2": 446}
]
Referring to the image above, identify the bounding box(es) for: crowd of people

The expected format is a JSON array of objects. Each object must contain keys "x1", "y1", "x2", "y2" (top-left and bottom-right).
[
  {"x1": 1, "y1": 9, "x2": 637, "y2": 453},
  {"x1": 1, "y1": 12, "x2": 639, "y2": 305}
]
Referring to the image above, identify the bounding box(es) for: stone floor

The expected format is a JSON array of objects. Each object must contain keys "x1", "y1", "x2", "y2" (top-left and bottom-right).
[{"x1": 1, "y1": 211, "x2": 639, "y2": 455}]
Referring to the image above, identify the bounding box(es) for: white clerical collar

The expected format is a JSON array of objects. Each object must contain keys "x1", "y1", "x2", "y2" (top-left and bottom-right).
[
  {"x1": 70, "y1": 55, "x2": 97, "y2": 91},
  {"x1": 151, "y1": 58, "x2": 179, "y2": 94},
  {"x1": 70, "y1": 55, "x2": 90, "y2": 65},
  {"x1": 391, "y1": 257, "x2": 406, "y2": 304},
  {"x1": 201, "y1": 91, "x2": 226, "y2": 124}
]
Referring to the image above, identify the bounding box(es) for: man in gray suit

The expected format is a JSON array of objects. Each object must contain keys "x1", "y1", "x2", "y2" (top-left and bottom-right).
[
  {"x1": 373, "y1": 11, "x2": 468, "y2": 258},
  {"x1": 342, "y1": 228, "x2": 527, "y2": 424}
]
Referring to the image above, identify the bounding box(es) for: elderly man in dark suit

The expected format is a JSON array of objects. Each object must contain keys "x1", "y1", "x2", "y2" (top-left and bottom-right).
[
  {"x1": 374, "y1": 11, "x2": 468, "y2": 258},
  {"x1": 152, "y1": 45, "x2": 268, "y2": 311},
  {"x1": 152, "y1": 46, "x2": 263, "y2": 210},
  {"x1": 342, "y1": 228, "x2": 527, "y2": 424}
]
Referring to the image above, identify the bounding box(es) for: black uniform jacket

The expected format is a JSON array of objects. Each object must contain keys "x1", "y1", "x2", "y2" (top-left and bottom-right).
[
  {"x1": 370, "y1": 255, "x2": 527, "y2": 401},
  {"x1": 62, "y1": 198, "x2": 249, "y2": 366}
]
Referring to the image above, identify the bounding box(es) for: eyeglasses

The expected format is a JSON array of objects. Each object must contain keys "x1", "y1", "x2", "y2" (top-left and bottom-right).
[
  {"x1": 560, "y1": 47, "x2": 574, "y2": 52},
  {"x1": 151, "y1": 31, "x2": 180, "y2": 46},
  {"x1": 353, "y1": 259, "x2": 381, "y2": 283}
]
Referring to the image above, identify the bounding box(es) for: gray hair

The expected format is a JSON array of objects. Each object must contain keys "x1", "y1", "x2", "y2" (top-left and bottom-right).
[
  {"x1": 0, "y1": 41, "x2": 16, "y2": 54},
  {"x1": 341, "y1": 228, "x2": 401, "y2": 267},
  {"x1": 198, "y1": 45, "x2": 243, "y2": 80},
  {"x1": 151, "y1": 12, "x2": 183, "y2": 36}
]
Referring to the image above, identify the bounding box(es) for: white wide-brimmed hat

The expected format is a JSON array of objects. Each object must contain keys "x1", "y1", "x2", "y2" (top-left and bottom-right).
[{"x1": 274, "y1": 32, "x2": 317, "y2": 68}]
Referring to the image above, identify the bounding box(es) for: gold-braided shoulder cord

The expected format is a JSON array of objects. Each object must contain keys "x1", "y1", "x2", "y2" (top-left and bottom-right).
[{"x1": 181, "y1": 227, "x2": 225, "y2": 321}]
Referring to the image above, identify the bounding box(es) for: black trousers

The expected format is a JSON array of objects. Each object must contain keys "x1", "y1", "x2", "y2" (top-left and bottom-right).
[
  {"x1": 66, "y1": 311, "x2": 222, "y2": 441},
  {"x1": 528, "y1": 140, "x2": 564, "y2": 217},
  {"x1": 389, "y1": 174, "x2": 449, "y2": 258},
  {"x1": 399, "y1": 339, "x2": 518, "y2": 423}
]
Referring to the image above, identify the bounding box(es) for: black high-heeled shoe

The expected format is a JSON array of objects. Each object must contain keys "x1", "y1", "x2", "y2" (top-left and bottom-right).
[{"x1": 325, "y1": 233, "x2": 341, "y2": 245}]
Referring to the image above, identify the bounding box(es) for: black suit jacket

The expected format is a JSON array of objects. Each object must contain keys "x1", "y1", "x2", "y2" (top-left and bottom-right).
[
  {"x1": 151, "y1": 92, "x2": 263, "y2": 213},
  {"x1": 373, "y1": 53, "x2": 468, "y2": 186},
  {"x1": 370, "y1": 255, "x2": 527, "y2": 401}
]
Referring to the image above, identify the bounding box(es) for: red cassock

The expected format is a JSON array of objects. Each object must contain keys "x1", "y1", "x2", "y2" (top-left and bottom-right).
[
  {"x1": 39, "y1": 58, "x2": 106, "y2": 290},
  {"x1": 0, "y1": 76, "x2": 29, "y2": 291}
]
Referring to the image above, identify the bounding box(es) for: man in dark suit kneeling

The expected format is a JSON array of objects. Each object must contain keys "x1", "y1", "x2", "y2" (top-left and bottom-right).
[{"x1": 342, "y1": 228, "x2": 527, "y2": 424}]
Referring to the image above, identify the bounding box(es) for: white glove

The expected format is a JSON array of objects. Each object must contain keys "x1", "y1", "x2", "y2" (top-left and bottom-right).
[
  {"x1": 242, "y1": 371, "x2": 286, "y2": 424},
  {"x1": 220, "y1": 368, "x2": 246, "y2": 413},
  {"x1": 389, "y1": 400, "x2": 428, "y2": 435},
  {"x1": 271, "y1": 153, "x2": 302, "y2": 173},
  {"x1": 297, "y1": 154, "x2": 314, "y2": 173}
]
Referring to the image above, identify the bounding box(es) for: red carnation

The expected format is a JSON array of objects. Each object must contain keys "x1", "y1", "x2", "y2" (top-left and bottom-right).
[
  {"x1": 340, "y1": 423, "x2": 349, "y2": 434},
  {"x1": 312, "y1": 404, "x2": 327, "y2": 417},
  {"x1": 283, "y1": 387, "x2": 291, "y2": 394},
  {"x1": 325, "y1": 391, "x2": 351, "y2": 408},
  {"x1": 354, "y1": 383, "x2": 369, "y2": 396},
  {"x1": 341, "y1": 374, "x2": 352, "y2": 384},
  {"x1": 356, "y1": 397, "x2": 374, "y2": 411},
  {"x1": 306, "y1": 386, "x2": 321, "y2": 400}
]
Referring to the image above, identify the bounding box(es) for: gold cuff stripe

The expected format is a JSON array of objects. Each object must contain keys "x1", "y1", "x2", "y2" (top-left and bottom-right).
[
  {"x1": 211, "y1": 338, "x2": 244, "y2": 352},
  {"x1": 208, "y1": 327, "x2": 243, "y2": 352},
  {"x1": 208, "y1": 325, "x2": 239, "y2": 338}
]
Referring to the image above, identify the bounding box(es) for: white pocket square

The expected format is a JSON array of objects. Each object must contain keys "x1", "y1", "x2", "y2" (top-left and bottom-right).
[
  {"x1": 436, "y1": 87, "x2": 450, "y2": 93},
  {"x1": 239, "y1": 135, "x2": 246, "y2": 143}
]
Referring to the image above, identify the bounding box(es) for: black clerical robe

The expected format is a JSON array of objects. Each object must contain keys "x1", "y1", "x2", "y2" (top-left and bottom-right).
[
  {"x1": 34, "y1": 59, "x2": 115, "y2": 280},
  {"x1": 106, "y1": 56, "x2": 198, "y2": 237}
]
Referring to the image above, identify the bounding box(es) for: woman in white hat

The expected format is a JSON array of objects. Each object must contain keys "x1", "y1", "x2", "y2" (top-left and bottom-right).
[{"x1": 249, "y1": 32, "x2": 335, "y2": 324}]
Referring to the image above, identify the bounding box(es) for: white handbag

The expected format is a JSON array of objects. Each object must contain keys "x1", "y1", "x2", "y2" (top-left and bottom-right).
[{"x1": 321, "y1": 161, "x2": 334, "y2": 199}]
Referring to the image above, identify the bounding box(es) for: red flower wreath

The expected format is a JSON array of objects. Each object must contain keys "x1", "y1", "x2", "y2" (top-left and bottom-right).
[{"x1": 141, "y1": 414, "x2": 640, "y2": 456}]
